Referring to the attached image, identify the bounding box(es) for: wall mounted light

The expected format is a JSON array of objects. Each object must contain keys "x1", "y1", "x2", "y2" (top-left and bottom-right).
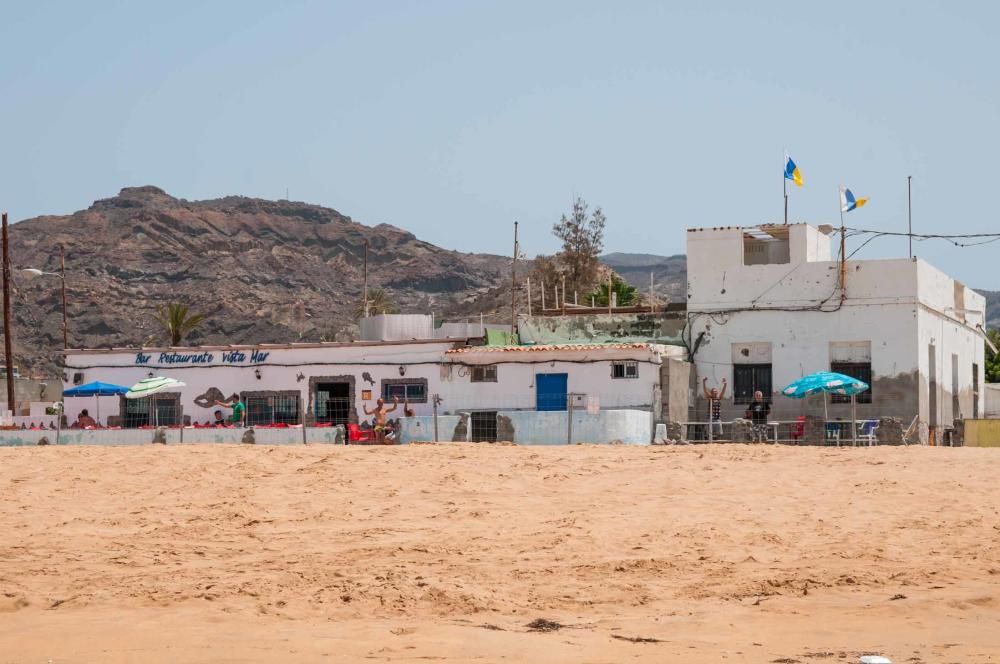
[
  {"x1": 147, "y1": 371, "x2": 154, "y2": 379},
  {"x1": 255, "y1": 368, "x2": 262, "y2": 380},
  {"x1": 398, "y1": 365, "x2": 406, "y2": 376}
]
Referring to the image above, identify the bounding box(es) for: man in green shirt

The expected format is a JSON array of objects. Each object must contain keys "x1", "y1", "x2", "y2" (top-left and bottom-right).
[{"x1": 214, "y1": 394, "x2": 246, "y2": 427}]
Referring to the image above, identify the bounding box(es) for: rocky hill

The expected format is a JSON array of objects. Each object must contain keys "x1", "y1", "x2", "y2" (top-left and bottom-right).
[
  {"x1": 600, "y1": 252, "x2": 687, "y2": 304},
  {"x1": 8, "y1": 187, "x2": 513, "y2": 375}
]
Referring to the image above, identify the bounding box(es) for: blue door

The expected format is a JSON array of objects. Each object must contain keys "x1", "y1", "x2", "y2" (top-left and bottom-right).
[{"x1": 536, "y1": 373, "x2": 568, "y2": 411}]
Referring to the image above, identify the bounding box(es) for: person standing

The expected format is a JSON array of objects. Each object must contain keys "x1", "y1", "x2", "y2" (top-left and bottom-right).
[
  {"x1": 702, "y1": 377, "x2": 727, "y2": 439},
  {"x1": 745, "y1": 390, "x2": 771, "y2": 443},
  {"x1": 214, "y1": 394, "x2": 246, "y2": 427},
  {"x1": 363, "y1": 396, "x2": 399, "y2": 443}
]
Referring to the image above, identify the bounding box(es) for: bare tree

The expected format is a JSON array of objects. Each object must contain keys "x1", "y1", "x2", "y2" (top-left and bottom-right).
[{"x1": 552, "y1": 197, "x2": 606, "y2": 298}]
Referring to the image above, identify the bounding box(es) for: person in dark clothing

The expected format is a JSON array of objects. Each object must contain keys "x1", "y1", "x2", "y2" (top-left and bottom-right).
[{"x1": 745, "y1": 390, "x2": 771, "y2": 443}]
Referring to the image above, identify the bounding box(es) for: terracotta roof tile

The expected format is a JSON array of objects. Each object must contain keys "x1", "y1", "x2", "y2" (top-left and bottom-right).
[{"x1": 445, "y1": 343, "x2": 651, "y2": 354}]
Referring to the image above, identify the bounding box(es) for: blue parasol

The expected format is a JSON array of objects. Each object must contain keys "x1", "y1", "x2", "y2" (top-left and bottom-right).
[
  {"x1": 782, "y1": 371, "x2": 870, "y2": 446},
  {"x1": 63, "y1": 381, "x2": 129, "y2": 427},
  {"x1": 63, "y1": 381, "x2": 130, "y2": 397},
  {"x1": 781, "y1": 371, "x2": 869, "y2": 399}
]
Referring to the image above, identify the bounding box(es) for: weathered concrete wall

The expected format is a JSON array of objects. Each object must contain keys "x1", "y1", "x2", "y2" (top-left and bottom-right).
[
  {"x1": 397, "y1": 416, "x2": 463, "y2": 444},
  {"x1": 0, "y1": 426, "x2": 347, "y2": 447},
  {"x1": 986, "y1": 384, "x2": 1000, "y2": 419},
  {"x1": 517, "y1": 312, "x2": 686, "y2": 346},
  {"x1": 963, "y1": 419, "x2": 1000, "y2": 447},
  {"x1": 660, "y1": 358, "x2": 691, "y2": 424},
  {"x1": 498, "y1": 409, "x2": 652, "y2": 445}
]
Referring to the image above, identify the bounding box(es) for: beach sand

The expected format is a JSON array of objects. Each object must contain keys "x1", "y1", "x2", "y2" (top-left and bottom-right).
[{"x1": 1, "y1": 443, "x2": 998, "y2": 663}]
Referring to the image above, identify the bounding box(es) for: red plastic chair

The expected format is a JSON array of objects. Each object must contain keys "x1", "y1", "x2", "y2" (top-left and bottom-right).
[
  {"x1": 790, "y1": 416, "x2": 806, "y2": 442},
  {"x1": 347, "y1": 423, "x2": 375, "y2": 443}
]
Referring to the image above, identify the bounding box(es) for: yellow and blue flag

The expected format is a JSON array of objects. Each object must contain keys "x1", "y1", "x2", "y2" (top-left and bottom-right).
[
  {"x1": 784, "y1": 153, "x2": 803, "y2": 187},
  {"x1": 840, "y1": 186, "x2": 869, "y2": 213}
]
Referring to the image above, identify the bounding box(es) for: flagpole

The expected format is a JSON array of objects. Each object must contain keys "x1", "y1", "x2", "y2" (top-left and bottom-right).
[
  {"x1": 783, "y1": 150, "x2": 788, "y2": 224},
  {"x1": 838, "y1": 186, "x2": 847, "y2": 302},
  {"x1": 783, "y1": 173, "x2": 788, "y2": 224}
]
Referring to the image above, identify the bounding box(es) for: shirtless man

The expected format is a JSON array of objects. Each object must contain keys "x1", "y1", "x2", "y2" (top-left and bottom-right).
[{"x1": 363, "y1": 396, "x2": 399, "y2": 443}]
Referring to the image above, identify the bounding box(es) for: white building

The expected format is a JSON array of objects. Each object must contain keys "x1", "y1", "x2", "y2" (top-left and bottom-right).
[
  {"x1": 686, "y1": 223, "x2": 990, "y2": 443},
  {"x1": 60, "y1": 315, "x2": 682, "y2": 443}
]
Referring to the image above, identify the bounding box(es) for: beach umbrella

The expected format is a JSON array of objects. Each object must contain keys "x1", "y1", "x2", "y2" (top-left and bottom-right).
[
  {"x1": 782, "y1": 371, "x2": 870, "y2": 446},
  {"x1": 62, "y1": 380, "x2": 129, "y2": 426},
  {"x1": 126, "y1": 377, "x2": 186, "y2": 427}
]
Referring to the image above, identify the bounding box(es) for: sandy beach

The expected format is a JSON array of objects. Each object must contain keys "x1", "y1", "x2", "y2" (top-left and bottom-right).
[{"x1": 1, "y1": 443, "x2": 998, "y2": 663}]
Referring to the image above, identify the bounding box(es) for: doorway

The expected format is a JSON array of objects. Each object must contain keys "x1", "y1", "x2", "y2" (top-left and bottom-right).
[
  {"x1": 536, "y1": 373, "x2": 568, "y2": 411},
  {"x1": 315, "y1": 382, "x2": 351, "y2": 425}
]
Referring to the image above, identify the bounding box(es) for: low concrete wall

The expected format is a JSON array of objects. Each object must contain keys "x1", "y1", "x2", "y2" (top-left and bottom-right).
[
  {"x1": 0, "y1": 426, "x2": 347, "y2": 447},
  {"x1": 499, "y1": 409, "x2": 652, "y2": 445},
  {"x1": 964, "y1": 419, "x2": 1000, "y2": 447},
  {"x1": 398, "y1": 416, "x2": 463, "y2": 444}
]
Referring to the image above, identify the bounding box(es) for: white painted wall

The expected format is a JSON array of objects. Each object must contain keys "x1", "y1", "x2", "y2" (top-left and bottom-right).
[
  {"x1": 62, "y1": 341, "x2": 669, "y2": 427},
  {"x1": 686, "y1": 225, "x2": 985, "y2": 441}
]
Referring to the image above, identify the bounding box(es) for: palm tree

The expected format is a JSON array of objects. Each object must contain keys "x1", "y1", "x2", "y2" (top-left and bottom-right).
[
  {"x1": 355, "y1": 287, "x2": 398, "y2": 318},
  {"x1": 155, "y1": 303, "x2": 206, "y2": 346}
]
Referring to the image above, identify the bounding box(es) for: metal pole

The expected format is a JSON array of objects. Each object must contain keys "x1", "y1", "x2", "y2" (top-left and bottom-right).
[
  {"x1": 783, "y1": 173, "x2": 788, "y2": 225},
  {"x1": 907, "y1": 175, "x2": 913, "y2": 259},
  {"x1": 541, "y1": 282, "x2": 545, "y2": 312},
  {"x1": 838, "y1": 188, "x2": 847, "y2": 303},
  {"x1": 851, "y1": 394, "x2": 857, "y2": 447},
  {"x1": 567, "y1": 393, "x2": 573, "y2": 444},
  {"x1": 526, "y1": 277, "x2": 531, "y2": 316},
  {"x1": 510, "y1": 221, "x2": 518, "y2": 336},
  {"x1": 362, "y1": 241, "x2": 369, "y2": 318},
  {"x1": 650, "y1": 271, "x2": 654, "y2": 312},
  {"x1": 2, "y1": 213, "x2": 14, "y2": 414},
  {"x1": 608, "y1": 273, "x2": 613, "y2": 314},
  {"x1": 432, "y1": 394, "x2": 439, "y2": 442},
  {"x1": 60, "y1": 245, "x2": 68, "y2": 349},
  {"x1": 560, "y1": 275, "x2": 565, "y2": 315},
  {"x1": 301, "y1": 395, "x2": 307, "y2": 444}
]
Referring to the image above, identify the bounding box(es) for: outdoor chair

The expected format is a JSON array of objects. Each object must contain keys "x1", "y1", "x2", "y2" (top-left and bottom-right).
[
  {"x1": 858, "y1": 420, "x2": 878, "y2": 446},
  {"x1": 825, "y1": 423, "x2": 841, "y2": 444},
  {"x1": 347, "y1": 423, "x2": 375, "y2": 443},
  {"x1": 789, "y1": 416, "x2": 806, "y2": 442}
]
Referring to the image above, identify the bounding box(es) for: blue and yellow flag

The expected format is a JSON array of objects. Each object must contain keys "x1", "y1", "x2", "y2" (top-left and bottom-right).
[
  {"x1": 784, "y1": 153, "x2": 803, "y2": 187},
  {"x1": 840, "y1": 186, "x2": 869, "y2": 213}
]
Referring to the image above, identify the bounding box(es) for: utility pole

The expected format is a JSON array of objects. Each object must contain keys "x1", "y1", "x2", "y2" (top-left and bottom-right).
[
  {"x1": 60, "y1": 245, "x2": 68, "y2": 349},
  {"x1": 510, "y1": 221, "x2": 518, "y2": 336},
  {"x1": 2, "y1": 213, "x2": 14, "y2": 413},
  {"x1": 907, "y1": 175, "x2": 913, "y2": 259},
  {"x1": 362, "y1": 241, "x2": 369, "y2": 318}
]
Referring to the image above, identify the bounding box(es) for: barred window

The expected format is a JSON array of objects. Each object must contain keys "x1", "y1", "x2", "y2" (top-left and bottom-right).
[
  {"x1": 611, "y1": 361, "x2": 638, "y2": 379},
  {"x1": 471, "y1": 365, "x2": 497, "y2": 383},
  {"x1": 243, "y1": 391, "x2": 301, "y2": 425},
  {"x1": 381, "y1": 379, "x2": 428, "y2": 403},
  {"x1": 829, "y1": 362, "x2": 872, "y2": 404},
  {"x1": 733, "y1": 364, "x2": 772, "y2": 404}
]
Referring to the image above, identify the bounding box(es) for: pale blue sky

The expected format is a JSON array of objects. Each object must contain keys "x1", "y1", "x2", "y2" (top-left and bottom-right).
[{"x1": 2, "y1": 1, "x2": 998, "y2": 287}]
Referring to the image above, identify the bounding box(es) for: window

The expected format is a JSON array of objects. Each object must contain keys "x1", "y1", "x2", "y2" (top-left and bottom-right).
[
  {"x1": 471, "y1": 365, "x2": 497, "y2": 383},
  {"x1": 120, "y1": 394, "x2": 181, "y2": 428},
  {"x1": 470, "y1": 411, "x2": 498, "y2": 442},
  {"x1": 381, "y1": 378, "x2": 428, "y2": 403},
  {"x1": 830, "y1": 362, "x2": 872, "y2": 403},
  {"x1": 243, "y1": 391, "x2": 300, "y2": 426},
  {"x1": 733, "y1": 364, "x2": 772, "y2": 404},
  {"x1": 743, "y1": 227, "x2": 790, "y2": 265},
  {"x1": 611, "y1": 360, "x2": 639, "y2": 379}
]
